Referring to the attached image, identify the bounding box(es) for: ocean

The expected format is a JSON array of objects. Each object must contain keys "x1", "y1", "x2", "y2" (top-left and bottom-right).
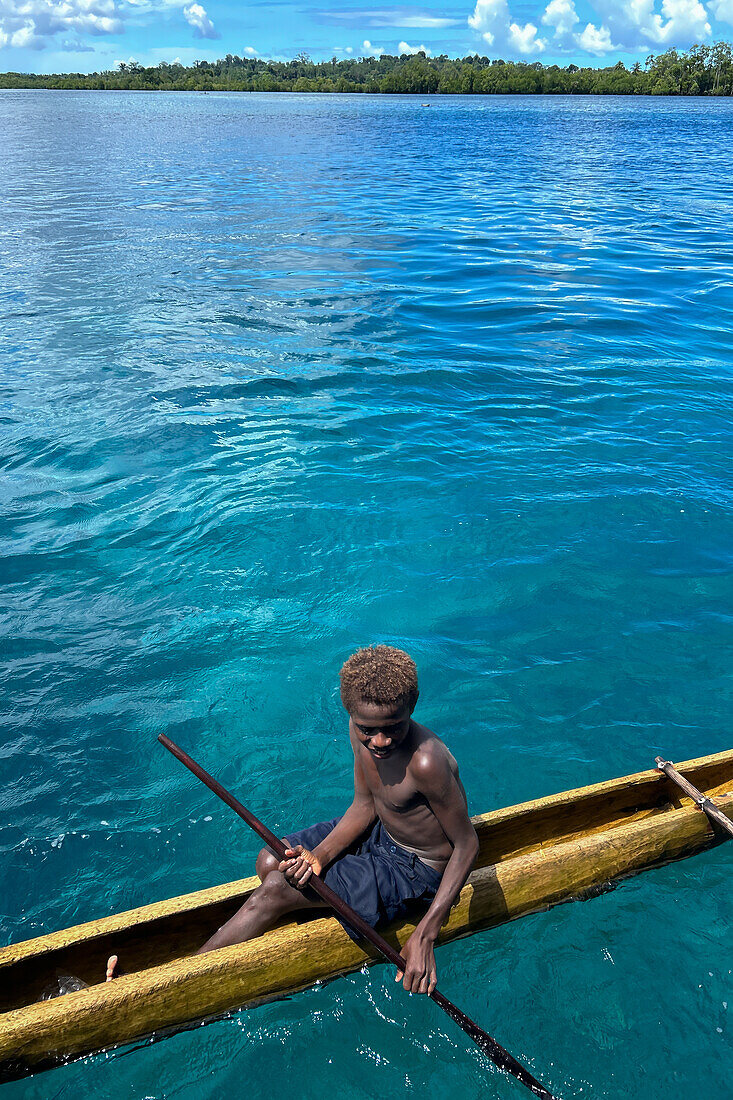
[{"x1": 1, "y1": 91, "x2": 731, "y2": 1098}]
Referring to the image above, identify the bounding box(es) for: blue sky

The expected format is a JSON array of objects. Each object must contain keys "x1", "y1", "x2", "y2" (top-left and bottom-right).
[{"x1": 0, "y1": 0, "x2": 731, "y2": 74}]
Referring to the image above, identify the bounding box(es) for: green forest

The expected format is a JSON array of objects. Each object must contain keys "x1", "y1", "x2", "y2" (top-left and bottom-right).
[{"x1": 2, "y1": 42, "x2": 733, "y2": 95}]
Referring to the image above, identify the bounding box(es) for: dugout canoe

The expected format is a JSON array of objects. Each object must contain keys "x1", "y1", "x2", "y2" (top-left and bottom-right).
[{"x1": 1, "y1": 748, "x2": 732, "y2": 1082}]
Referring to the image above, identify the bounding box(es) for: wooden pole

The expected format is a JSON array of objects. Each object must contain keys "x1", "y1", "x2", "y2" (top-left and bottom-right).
[
  {"x1": 655, "y1": 757, "x2": 733, "y2": 838},
  {"x1": 159, "y1": 733, "x2": 558, "y2": 1100}
]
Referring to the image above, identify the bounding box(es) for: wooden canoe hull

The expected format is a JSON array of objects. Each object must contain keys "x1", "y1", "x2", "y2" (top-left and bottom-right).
[{"x1": 1, "y1": 749, "x2": 731, "y2": 1082}]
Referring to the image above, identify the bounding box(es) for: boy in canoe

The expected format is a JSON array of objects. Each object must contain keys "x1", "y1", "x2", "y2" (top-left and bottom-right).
[{"x1": 108, "y1": 645, "x2": 478, "y2": 995}]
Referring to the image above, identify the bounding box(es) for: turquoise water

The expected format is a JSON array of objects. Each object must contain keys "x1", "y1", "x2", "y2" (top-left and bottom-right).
[{"x1": 1, "y1": 91, "x2": 731, "y2": 1098}]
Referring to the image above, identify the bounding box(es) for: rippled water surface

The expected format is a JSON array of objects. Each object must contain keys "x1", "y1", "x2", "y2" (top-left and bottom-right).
[{"x1": 1, "y1": 92, "x2": 732, "y2": 1098}]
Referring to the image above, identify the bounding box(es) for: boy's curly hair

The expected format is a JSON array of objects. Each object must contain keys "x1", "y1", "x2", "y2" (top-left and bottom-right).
[{"x1": 339, "y1": 645, "x2": 419, "y2": 714}]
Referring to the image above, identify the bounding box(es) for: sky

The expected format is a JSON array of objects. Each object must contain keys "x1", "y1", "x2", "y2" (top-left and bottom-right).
[{"x1": 0, "y1": 0, "x2": 731, "y2": 74}]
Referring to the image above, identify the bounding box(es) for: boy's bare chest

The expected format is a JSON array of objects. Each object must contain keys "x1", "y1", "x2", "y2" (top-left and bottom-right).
[{"x1": 360, "y1": 754, "x2": 420, "y2": 812}]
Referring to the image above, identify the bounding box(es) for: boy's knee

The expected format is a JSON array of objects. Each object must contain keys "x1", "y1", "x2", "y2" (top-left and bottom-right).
[
  {"x1": 256, "y1": 869, "x2": 295, "y2": 909},
  {"x1": 256, "y1": 847, "x2": 280, "y2": 882}
]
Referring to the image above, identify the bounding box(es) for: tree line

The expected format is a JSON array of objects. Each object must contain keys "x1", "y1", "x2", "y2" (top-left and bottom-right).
[{"x1": 1, "y1": 43, "x2": 732, "y2": 95}]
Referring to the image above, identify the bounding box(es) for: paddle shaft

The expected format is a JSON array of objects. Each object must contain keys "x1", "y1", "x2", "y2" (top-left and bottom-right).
[
  {"x1": 656, "y1": 757, "x2": 733, "y2": 838},
  {"x1": 158, "y1": 733, "x2": 557, "y2": 1100}
]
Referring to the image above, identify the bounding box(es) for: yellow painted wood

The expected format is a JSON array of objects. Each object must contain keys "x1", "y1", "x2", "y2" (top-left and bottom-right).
[
  {"x1": 0, "y1": 876, "x2": 261, "y2": 968},
  {"x1": 1, "y1": 749, "x2": 731, "y2": 1081}
]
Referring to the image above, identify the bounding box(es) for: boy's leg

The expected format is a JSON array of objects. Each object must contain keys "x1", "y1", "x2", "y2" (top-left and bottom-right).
[
  {"x1": 197, "y1": 818, "x2": 349, "y2": 955},
  {"x1": 196, "y1": 848, "x2": 328, "y2": 954},
  {"x1": 105, "y1": 849, "x2": 328, "y2": 981},
  {"x1": 193, "y1": 817, "x2": 343, "y2": 953}
]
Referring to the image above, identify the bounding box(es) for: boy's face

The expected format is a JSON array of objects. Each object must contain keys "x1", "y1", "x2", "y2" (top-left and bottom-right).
[{"x1": 350, "y1": 697, "x2": 414, "y2": 760}]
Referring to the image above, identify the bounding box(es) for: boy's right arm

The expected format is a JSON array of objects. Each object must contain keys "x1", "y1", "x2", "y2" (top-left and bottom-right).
[{"x1": 280, "y1": 744, "x2": 375, "y2": 888}]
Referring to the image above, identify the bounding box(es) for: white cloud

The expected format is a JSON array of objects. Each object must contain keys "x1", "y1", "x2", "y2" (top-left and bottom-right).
[
  {"x1": 0, "y1": 0, "x2": 125, "y2": 51},
  {"x1": 0, "y1": 0, "x2": 225, "y2": 51},
  {"x1": 649, "y1": 0, "x2": 710, "y2": 41},
  {"x1": 508, "y1": 20, "x2": 545, "y2": 50},
  {"x1": 11, "y1": 22, "x2": 45, "y2": 46},
  {"x1": 468, "y1": 0, "x2": 501, "y2": 45},
  {"x1": 542, "y1": 0, "x2": 614, "y2": 52},
  {"x1": 472, "y1": 0, "x2": 707, "y2": 54},
  {"x1": 61, "y1": 35, "x2": 96, "y2": 48},
  {"x1": 710, "y1": 0, "x2": 733, "y2": 23},
  {"x1": 183, "y1": 1, "x2": 217, "y2": 38},
  {"x1": 392, "y1": 14, "x2": 457, "y2": 26},
  {"x1": 594, "y1": 0, "x2": 710, "y2": 45},
  {"x1": 243, "y1": 44, "x2": 257, "y2": 55},
  {"x1": 321, "y1": 9, "x2": 459, "y2": 28},
  {"x1": 577, "y1": 20, "x2": 614, "y2": 50},
  {"x1": 398, "y1": 39, "x2": 432, "y2": 53},
  {"x1": 541, "y1": 0, "x2": 579, "y2": 37},
  {"x1": 363, "y1": 38, "x2": 385, "y2": 55},
  {"x1": 469, "y1": 0, "x2": 547, "y2": 53}
]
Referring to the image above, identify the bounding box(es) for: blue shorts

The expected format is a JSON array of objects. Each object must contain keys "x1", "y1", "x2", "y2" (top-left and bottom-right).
[{"x1": 284, "y1": 817, "x2": 444, "y2": 942}]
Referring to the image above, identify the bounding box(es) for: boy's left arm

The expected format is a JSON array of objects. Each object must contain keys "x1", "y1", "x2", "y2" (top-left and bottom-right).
[{"x1": 397, "y1": 757, "x2": 479, "y2": 996}]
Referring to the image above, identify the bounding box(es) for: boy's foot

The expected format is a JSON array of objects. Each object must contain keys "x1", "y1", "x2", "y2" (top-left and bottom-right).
[{"x1": 105, "y1": 955, "x2": 118, "y2": 981}]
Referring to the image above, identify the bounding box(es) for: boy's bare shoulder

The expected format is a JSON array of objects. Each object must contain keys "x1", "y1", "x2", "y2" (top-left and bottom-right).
[{"x1": 407, "y1": 722, "x2": 459, "y2": 791}]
